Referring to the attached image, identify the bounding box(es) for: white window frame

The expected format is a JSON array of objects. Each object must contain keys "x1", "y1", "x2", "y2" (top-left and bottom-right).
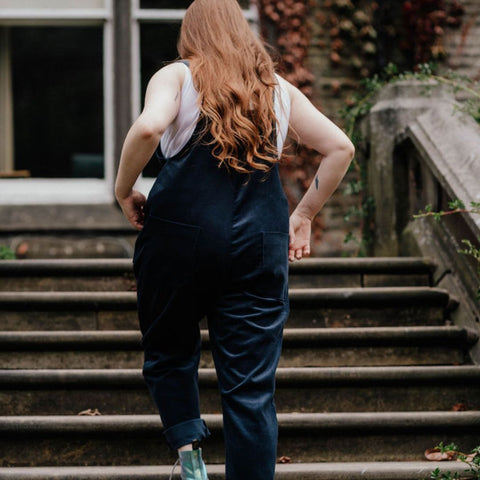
[
  {"x1": 0, "y1": 0, "x2": 259, "y2": 204},
  {"x1": 0, "y1": 0, "x2": 114, "y2": 205},
  {"x1": 131, "y1": 0, "x2": 259, "y2": 197}
]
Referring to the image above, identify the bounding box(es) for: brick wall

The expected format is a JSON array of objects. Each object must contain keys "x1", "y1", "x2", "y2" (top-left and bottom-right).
[
  {"x1": 304, "y1": 0, "x2": 480, "y2": 257},
  {"x1": 304, "y1": 2, "x2": 364, "y2": 256}
]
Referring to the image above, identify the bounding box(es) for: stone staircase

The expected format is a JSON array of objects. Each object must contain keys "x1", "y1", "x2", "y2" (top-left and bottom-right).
[{"x1": 0, "y1": 257, "x2": 479, "y2": 479}]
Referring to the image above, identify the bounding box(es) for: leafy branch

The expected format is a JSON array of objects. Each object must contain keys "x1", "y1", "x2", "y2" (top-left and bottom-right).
[
  {"x1": 413, "y1": 200, "x2": 480, "y2": 301},
  {"x1": 414, "y1": 201, "x2": 480, "y2": 221},
  {"x1": 427, "y1": 442, "x2": 480, "y2": 480}
]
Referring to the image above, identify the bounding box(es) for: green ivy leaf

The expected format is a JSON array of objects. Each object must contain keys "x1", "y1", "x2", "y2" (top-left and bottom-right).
[{"x1": 448, "y1": 199, "x2": 465, "y2": 210}]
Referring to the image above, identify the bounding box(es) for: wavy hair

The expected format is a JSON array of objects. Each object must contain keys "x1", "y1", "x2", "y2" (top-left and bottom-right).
[{"x1": 178, "y1": 0, "x2": 280, "y2": 173}]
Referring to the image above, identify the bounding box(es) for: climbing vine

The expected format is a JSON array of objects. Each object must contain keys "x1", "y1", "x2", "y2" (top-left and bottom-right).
[
  {"x1": 340, "y1": 62, "x2": 480, "y2": 255},
  {"x1": 258, "y1": 0, "x2": 326, "y2": 245},
  {"x1": 256, "y1": 0, "x2": 465, "y2": 254},
  {"x1": 402, "y1": 0, "x2": 465, "y2": 66},
  {"x1": 258, "y1": 0, "x2": 315, "y2": 96},
  {"x1": 317, "y1": 0, "x2": 379, "y2": 78}
]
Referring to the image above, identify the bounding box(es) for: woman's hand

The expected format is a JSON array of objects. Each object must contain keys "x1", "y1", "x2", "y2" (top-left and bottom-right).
[
  {"x1": 117, "y1": 190, "x2": 147, "y2": 231},
  {"x1": 289, "y1": 211, "x2": 312, "y2": 262}
]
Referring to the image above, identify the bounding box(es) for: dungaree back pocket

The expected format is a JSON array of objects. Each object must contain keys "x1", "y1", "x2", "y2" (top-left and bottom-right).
[
  {"x1": 133, "y1": 215, "x2": 201, "y2": 288},
  {"x1": 259, "y1": 231, "x2": 289, "y2": 302}
]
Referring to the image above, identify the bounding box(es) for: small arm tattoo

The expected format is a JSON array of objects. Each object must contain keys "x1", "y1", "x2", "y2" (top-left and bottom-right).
[
  {"x1": 315, "y1": 175, "x2": 319, "y2": 190},
  {"x1": 174, "y1": 91, "x2": 179, "y2": 102}
]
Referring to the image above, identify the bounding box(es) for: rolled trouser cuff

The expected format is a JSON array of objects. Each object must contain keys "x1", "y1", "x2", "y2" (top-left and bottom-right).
[{"x1": 163, "y1": 418, "x2": 211, "y2": 450}]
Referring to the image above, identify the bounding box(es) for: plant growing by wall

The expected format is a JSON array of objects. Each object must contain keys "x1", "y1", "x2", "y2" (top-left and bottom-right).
[
  {"x1": 258, "y1": 0, "x2": 327, "y2": 245},
  {"x1": 0, "y1": 246, "x2": 15, "y2": 260},
  {"x1": 414, "y1": 200, "x2": 480, "y2": 300},
  {"x1": 426, "y1": 442, "x2": 480, "y2": 480},
  {"x1": 257, "y1": 0, "x2": 466, "y2": 255},
  {"x1": 402, "y1": 0, "x2": 465, "y2": 66},
  {"x1": 339, "y1": 62, "x2": 480, "y2": 255}
]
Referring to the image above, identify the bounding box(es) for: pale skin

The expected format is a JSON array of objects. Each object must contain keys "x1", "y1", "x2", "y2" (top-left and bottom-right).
[{"x1": 115, "y1": 63, "x2": 354, "y2": 263}]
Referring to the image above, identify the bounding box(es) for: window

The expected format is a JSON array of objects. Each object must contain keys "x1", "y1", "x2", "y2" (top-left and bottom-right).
[
  {"x1": 139, "y1": 0, "x2": 250, "y2": 8},
  {"x1": 140, "y1": 0, "x2": 193, "y2": 7},
  {"x1": 0, "y1": 0, "x2": 256, "y2": 204},
  {"x1": 10, "y1": 26, "x2": 104, "y2": 179},
  {"x1": 0, "y1": 1, "x2": 112, "y2": 204}
]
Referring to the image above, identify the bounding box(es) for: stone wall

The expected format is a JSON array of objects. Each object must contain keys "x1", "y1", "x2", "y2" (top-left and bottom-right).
[
  {"x1": 445, "y1": 0, "x2": 480, "y2": 81},
  {"x1": 363, "y1": 79, "x2": 480, "y2": 359}
]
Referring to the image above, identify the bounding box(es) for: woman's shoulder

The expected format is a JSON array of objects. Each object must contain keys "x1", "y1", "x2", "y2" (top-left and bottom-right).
[
  {"x1": 274, "y1": 73, "x2": 309, "y2": 109},
  {"x1": 148, "y1": 62, "x2": 188, "y2": 90},
  {"x1": 274, "y1": 74, "x2": 296, "y2": 97}
]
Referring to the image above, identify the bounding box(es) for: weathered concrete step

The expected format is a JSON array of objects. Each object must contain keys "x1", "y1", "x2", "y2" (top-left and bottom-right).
[
  {"x1": 0, "y1": 287, "x2": 455, "y2": 330},
  {"x1": 288, "y1": 257, "x2": 436, "y2": 288},
  {"x1": 1, "y1": 366, "x2": 479, "y2": 415},
  {"x1": 0, "y1": 257, "x2": 436, "y2": 290},
  {"x1": 0, "y1": 326, "x2": 474, "y2": 368},
  {"x1": 0, "y1": 462, "x2": 469, "y2": 480},
  {"x1": 1, "y1": 412, "x2": 479, "y2": 465},
  {"x1": 0, "y1": 259, "x2": 136, "y2": 292}
]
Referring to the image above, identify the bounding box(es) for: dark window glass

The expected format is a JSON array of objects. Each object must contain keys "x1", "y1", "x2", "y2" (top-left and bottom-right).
[
  {"x1": 141, "y1": 0, "x2": 194, "y2": 7},
  {"x1": 140, "y1": 0, "x2": 250, "y2": 9},
  {"x1": 141, "y1": 22, "x2": 180, "y2": 177},
  {"x1": 11, "y1": 26, "x2": 104, "y2": 178}
]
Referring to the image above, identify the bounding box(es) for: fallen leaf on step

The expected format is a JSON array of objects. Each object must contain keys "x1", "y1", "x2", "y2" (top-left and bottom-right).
[
  {"x1": 425, "y1": 448, "x2": 457, "y2": 461},
  {"x1": 451, "y1": 403, "x2": 468, "y2": 411},
  {"x1": 78, "y1": 408, "x2": 102, "y2": 416},
  {"x1": 15, "y1": 242, "x2": 29, "y2": 259},
  {"x1": 278, "y1": 456, "x2": 292, "y2": 464}
]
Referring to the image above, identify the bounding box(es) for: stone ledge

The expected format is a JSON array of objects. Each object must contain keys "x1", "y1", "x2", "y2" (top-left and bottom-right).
[
  {"x1": 1, "y1": 365, "x2": 479, "y2": 388},
  {"x1": 0, "y1": 326, "x2": 475, "y2": 350},
  {"x1": 0, "y1": 205, "x2": 132, "y2": 233},
  {"x1": 1, "y1": 411, "x2": 480, "y2": 434},
  {"x1": 0, "y1": 257, "x2": 437, "y2": 276},
  {"x1": 0, "y1": 462, "x2": 469, "y2": 480},
  {"x1": 0, "y1": 287, "x2": 455, "y2": 309}
]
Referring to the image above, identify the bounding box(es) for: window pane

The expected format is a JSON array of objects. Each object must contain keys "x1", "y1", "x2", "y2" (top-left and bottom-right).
[
  {"x1": 10, "y1": 26, "x2": 104, "y2": 178},
  {"x1": 140, "y1": 0, "x2": 250, "y2": 9},
  {"x1": 0, "y1": 0, "x2": 106, "y2": 9},
  {"x1": 141, "y1": 22, "x2": 180, "y2": 177},
  {"x1": 140, "y1": 0, "x2": 194, "y2": 8}
]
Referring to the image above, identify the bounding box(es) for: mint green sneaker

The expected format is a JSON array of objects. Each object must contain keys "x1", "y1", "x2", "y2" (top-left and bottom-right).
[{"x1": 169, "y1": 448, "x2": 209, "y2": 480}]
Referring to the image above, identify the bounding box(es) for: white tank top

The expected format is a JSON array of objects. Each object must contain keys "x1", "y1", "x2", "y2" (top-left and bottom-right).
[{"x1": 160, "y1": 63, "x2": 291, "y2": 159}]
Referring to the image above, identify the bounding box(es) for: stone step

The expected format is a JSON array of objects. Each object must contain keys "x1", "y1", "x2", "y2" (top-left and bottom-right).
[
  {"x1": 1, "y1": 412, "x2": 479, "y2": 465},
  {"x1": 0, "y1": 326, "x2": 474, "y2": 369},
  {"x1": 1, "y1": 366, "x2": 479, "y2": 415},
  {"x1": 0, "y1": 462, "x2": 469, "y2": 480},
  {"x1": 0, "y1": 287, "x2": 455, "y2": 330},
  {"x1": 0, "y1": 257, "x2": 436, "y2": 290},
  {"x1": 290, "y1": 257, "x2": 435, "y2": 287}
]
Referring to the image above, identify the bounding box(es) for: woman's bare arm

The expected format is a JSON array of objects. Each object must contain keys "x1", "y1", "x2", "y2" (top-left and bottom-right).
[
  {"x1": 280, "y1": 78, "x2": 355, "y2": 261},
  {"x1": 115, "y1": 63, "x2": 185, "y2": 229}
]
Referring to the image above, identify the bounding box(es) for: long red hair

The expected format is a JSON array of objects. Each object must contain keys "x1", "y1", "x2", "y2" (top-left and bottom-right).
[{"x1": 178, "y1": 0, "x2": 279, "y2": 173}]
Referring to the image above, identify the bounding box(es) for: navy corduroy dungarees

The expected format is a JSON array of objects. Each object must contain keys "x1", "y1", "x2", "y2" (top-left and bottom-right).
[{"x1": 133, "y1": 119, "x2": 290, "y2": 480}]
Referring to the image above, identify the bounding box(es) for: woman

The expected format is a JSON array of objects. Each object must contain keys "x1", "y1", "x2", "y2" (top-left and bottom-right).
[{"x1": 115, "y1": 1, "x2": 354, "y2": 479}]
